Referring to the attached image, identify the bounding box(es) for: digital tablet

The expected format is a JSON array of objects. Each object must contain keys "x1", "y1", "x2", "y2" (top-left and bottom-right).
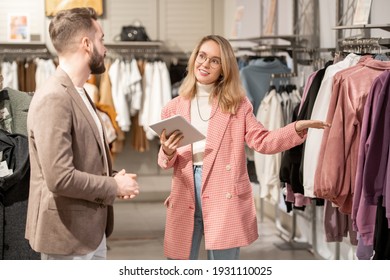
[{"x1": 149, "y1": 115, "x2": 205, "y2": 147}]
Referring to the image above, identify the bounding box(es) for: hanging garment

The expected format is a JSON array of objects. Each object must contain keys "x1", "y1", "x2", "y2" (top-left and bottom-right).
[
  {"x1": 353, "y1": 70, "x2": 390, "y2": 247},
  {"x1": 315, "y1": 58, "x2": 390, "y2": 214},
  {"x1": 96, "y1": 103, "x2": 120, "y2": 146},
  {"x1": 129, "y1": 58, "x2": 143, "y2": 116},
  {"x1": 97, "y1": 109, "x2": 117, "y2": 145},
  {"x1": 313, "y1": 56, "x2": 374, "y2": 200},
  {"x1": 239, "y1": 58, "x2": 290, "y2": 115},
  {"x1": 0, "y1": 90, "x2": 12, "y2": 133},
  {"x1": 280, "y1": 62, "x2": 330, "y2": 199},
  {"x1": 303, "y1": 53, "x2": 361, "y2": 197},
  {"x1": 34, "y1": 58, "x2": 56, "y2": 91},
  {"x1": 373, "y1": 196, "x2": 390, "y2": 259},
  {"x1": 99, "y1": 59, "x2": 125, "y2": 155},
  {"x1": 254, "y1": 89, "x2": 284, "y2": 203},
  {"x1": 0, "y1": 129, "x2": 39, "y2": 259},
  {"x1": 1, "y1": 62, "x2": 18, "y2": 90},
  {"x1": 108, "y1": 59, "x2": 132, "y2": 132},
  {"x1": 0, "y1": 87, "x2": 32, "y2": 136},
  {"x1": 140, "y1": 61, "x2": 172, "y2": 140}
]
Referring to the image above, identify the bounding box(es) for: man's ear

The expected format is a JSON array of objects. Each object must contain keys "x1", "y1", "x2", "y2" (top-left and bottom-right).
[{"x1": 81, "y1": 37, "x2": 92, "y2": 53}]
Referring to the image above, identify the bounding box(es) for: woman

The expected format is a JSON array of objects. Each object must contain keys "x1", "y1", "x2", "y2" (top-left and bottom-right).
[{"x1": 158, "y1": 35, "x2": 329, "y2": 260}]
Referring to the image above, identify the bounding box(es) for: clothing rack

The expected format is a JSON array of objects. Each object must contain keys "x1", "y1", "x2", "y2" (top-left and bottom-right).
[
  {"x1": 105, "y1": 41, "x2": 162, "y2": 58},
  {"x1": 231, "y1": 36, "x2": 334, "y2": 77},
  {"x1": 104, "y1": 42, "x2": 191, "y2": 65},
  {"x1": 340, "y1": 37, "x2": 390, "y2": 54},
  {"x1": 230, "y1": 35, "x2": 312, "y2": 75},
  {"x1": 271, "y1": 72, "x2": 298, "y2": 79}
]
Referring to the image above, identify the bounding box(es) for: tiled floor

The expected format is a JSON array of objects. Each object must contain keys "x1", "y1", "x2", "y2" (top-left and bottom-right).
[
  {"x1": 109, "y1": 150, "x2": 319, "y2": 260},
  {"x1": 107, "y1": 201, "x2": 318, "y2": 260}
]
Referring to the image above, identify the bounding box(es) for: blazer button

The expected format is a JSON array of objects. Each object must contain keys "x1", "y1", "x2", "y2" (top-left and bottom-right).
[
  {"x1": 225, "y1": 192, "x2": 232, "y2": 199},
  {"x1": 102, "y1": 172, "x2": 107, "y2": 176},
  {"x1": 226, "y1": 164, "x2": 231, "y2": 171}
]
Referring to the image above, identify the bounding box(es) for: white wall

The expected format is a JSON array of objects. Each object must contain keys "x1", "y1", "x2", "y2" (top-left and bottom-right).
[
  {"x1": 1, "y1": 0, "x2": 389, "y2": 50},
  {"x1": 0, "y1": 0, "x2": 225, "y2": 53},
  {"x1": 0, "y1": 0, "x2": 46, "y2": 43}
]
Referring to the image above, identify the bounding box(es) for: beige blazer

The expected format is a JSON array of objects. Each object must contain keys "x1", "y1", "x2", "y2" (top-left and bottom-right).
[
  {"x1": 25, "y1": 67, "x2": 118, "y2": 255},
  {"x1": 158, "y1": 95, "x2": 305, "y2": 259}
]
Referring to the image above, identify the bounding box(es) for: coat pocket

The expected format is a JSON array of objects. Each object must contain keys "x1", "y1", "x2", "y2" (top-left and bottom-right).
[
  {"x1": 48, "y1": 195, "x2": 90, "y2": 211},
  {"x1": 234, "y1": 178, "x2": 253, "y2": 197}
]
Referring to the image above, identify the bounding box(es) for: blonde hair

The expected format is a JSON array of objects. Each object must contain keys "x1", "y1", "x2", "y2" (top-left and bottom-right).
[{"x1": 179, "y1": 35, "x2": 245, "y2": 114}]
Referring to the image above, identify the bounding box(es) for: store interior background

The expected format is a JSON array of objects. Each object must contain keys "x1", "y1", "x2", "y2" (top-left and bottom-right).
[{"x1": 1, "y1": 0, "x2": 390, "y2": 260}]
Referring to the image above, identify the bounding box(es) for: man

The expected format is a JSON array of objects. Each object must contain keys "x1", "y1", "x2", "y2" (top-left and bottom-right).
[{"x1": 25, "y1": 7, "x2": 140, "y2": 260}]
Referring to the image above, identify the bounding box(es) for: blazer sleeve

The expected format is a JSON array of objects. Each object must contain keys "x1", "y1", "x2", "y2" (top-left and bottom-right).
[
  {"x1": 157, "y1": 98, "x2": 179, "y2": 169},
  {"x1": 243, "y1": 97, "x2": 305, "y2": 154}
]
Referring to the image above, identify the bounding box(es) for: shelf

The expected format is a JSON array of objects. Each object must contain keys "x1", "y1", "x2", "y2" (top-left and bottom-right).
[
  {"x1": 341, "y1": 37, "x2": 390, "y2": 49},
  {"x1": 105, "y1": 41, "x2": 163, "y2": 49},
  {"x1": 229, "y1": 35, "x2": 304, "y2": 46},
  {"x1": 333, "y1": 24, "x2": 390, "y2": 32},
  {"x1": 0, "y1": 42, "x2": 48, "y2": 48},
  {"x1": 0, "y1": 43, "x2": 51, "y2": 56}
]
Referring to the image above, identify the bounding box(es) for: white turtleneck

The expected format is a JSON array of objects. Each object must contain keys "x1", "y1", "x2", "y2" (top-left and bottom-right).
[{"x1": 191, "y1": 82, "x2": 214, "y2": 165}]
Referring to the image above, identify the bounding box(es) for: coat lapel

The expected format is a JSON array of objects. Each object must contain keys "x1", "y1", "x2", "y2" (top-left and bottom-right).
[
  {"x1": 201, "y1": 99, "x2": 231, "y2": 191},
  {"x1": 85, "y1": 91, "x2": 113, "y2": 173},
  {"x1": 55, "y1": 68, "x2": 110, "y2": 173},
  {"x1": 176, "y1": 98, "x2": 196, "y2": 200}
]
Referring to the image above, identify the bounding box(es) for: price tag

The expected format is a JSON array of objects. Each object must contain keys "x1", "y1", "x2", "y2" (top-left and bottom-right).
[{"x1": 0, "y1": 160, "x2": 11, "y2": 177}]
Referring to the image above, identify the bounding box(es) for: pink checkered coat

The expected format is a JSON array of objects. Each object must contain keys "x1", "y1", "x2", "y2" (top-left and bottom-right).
[{"x1": 158, "y1": 95, "x2": 305, "y2": 259}]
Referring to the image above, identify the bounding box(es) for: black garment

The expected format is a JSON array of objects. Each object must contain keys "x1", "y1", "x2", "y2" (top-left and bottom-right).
[
  {"x1": 0, "y1": 87, "x2": 32, "y2": 135},
  {"x1": 373, "y1": 196, "x2": 390, "y2": 259},
  {"x1": 279, "y1": 62, "x2": 332, "y2": 209},
  {"x1": 0, "y1": 129, "x2": 40, "y2": 260},
  {"x1": 169, "y1": 62, "x2": 187, "y2": 85},
  {"x1": 247, "y1": 160, "x2": 259, "y2": 183},
  {"x1": 0, "y1": 129, "x2": 39, "y2": 259}
]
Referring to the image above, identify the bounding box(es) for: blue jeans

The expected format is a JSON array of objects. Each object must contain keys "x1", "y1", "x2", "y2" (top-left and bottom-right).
[{"x1": 189, "y1": 165, "x2": 240, "y2": 260}]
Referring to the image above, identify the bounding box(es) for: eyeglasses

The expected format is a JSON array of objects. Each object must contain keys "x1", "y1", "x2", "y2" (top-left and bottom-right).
[{"x1": 195, "y1": 52, "x2": 222, "y2": 68}]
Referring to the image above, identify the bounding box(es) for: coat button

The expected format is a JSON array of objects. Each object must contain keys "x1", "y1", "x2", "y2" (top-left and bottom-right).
[
  {"x1": 225, "y1": 192, "x2": 232, "y2": 199},
  {"x1": 226, "y1": 164, "x2": 231, "y2": 171}
]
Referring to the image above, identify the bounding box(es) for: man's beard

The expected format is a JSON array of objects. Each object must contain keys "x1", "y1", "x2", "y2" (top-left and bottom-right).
[{"x1": 89, "y1": 48, "x2": 106, "y2": 74}]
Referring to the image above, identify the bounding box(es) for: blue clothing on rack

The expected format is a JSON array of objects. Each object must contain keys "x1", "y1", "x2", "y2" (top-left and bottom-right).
[{"x1": 239, "y1": 58, "x2": 290, "y2": 114}]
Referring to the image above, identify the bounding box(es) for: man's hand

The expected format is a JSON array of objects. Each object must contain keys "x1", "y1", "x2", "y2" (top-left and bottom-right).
[{"x1": 114, "y1": 169, "x2": 140, "y2": 200}]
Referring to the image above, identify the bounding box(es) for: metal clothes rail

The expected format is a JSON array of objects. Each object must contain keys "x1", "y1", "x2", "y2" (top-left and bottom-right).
[{"x1": 0, "y1": 43, "x2": 52, "y2": 60}]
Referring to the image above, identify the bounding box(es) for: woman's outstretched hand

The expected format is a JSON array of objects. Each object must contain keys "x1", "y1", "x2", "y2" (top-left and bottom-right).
[{"x1": 295, "y1": 120, "x2": 331, "y2": 134}]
